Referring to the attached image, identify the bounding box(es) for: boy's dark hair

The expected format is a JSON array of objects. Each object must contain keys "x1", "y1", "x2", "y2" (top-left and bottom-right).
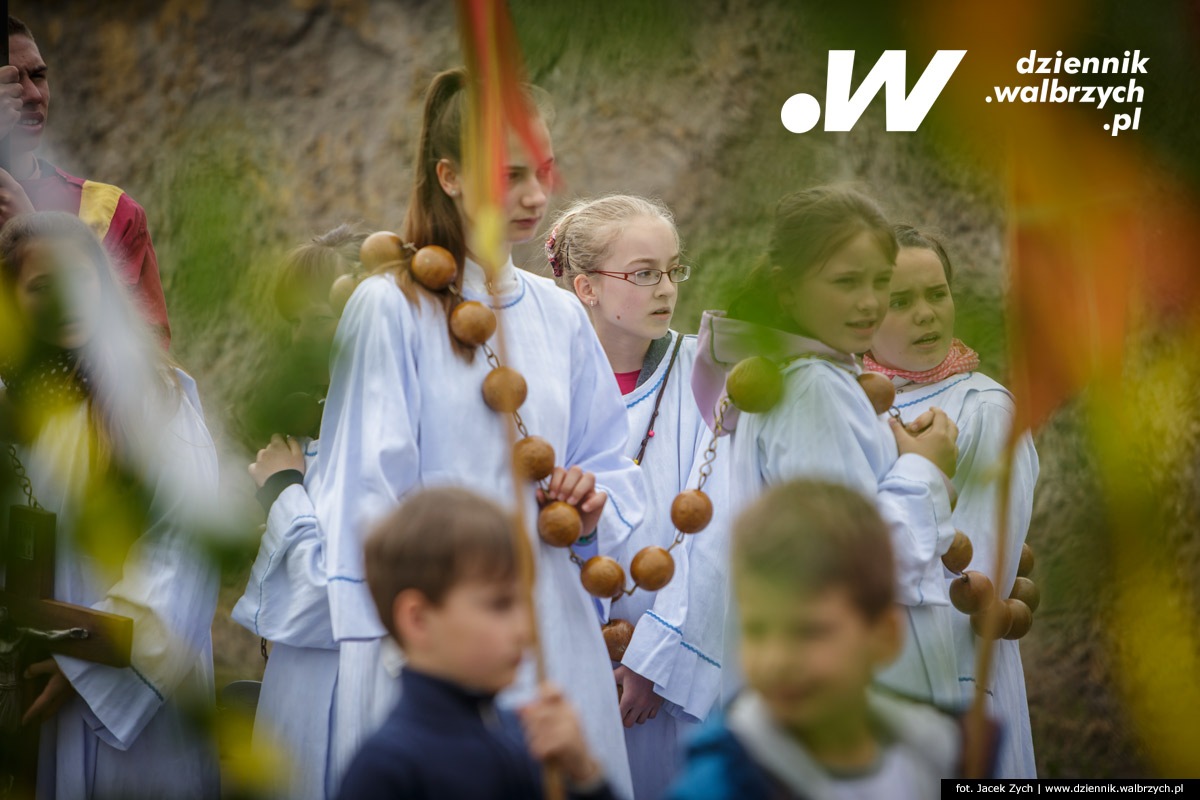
[
  {"x1": 9, "y1": 16, "x2": 34, "y2": 41},
  {"x1": 364, "y1": 487, "x2": 519, "y2": 640},
  {"x1": 733, "y1": 479, "x2": 895, "y2": 618},
  {"x1": 894, "y1": 224, "x2": 954, "y2": 285}
]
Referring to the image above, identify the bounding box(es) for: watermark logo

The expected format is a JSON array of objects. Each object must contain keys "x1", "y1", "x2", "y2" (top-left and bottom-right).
[{"x1": 782, "y1": 50, "x2": 966, "y2": 133}]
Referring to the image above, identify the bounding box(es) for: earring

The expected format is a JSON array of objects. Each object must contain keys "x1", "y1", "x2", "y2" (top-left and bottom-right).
[
  {"x1": 588, "y1": 300, "x2": 596, "y2": 308},
  {"x1": 450, "y1": 189, "x2": 459, "y2": 197}
]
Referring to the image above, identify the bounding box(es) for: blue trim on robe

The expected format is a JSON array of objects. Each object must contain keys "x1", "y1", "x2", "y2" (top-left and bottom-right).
[
  {"x1": 607, "y1": 493, "x2": 635, "y2": 531},
  {"x1": 894, "y1": 374, "x2": 974, "y2": 409},
  {"x1": 958, "y1": 676, "x2": 995, "y2": 697},
  {"x1": 625, "y1": 368, "x2": 669, "y2": 409},
  {"x1": 131, "y1": 666, "x2": 165, "y2": 702},
  {"x1": 646, "y1": 611, "x2": 722, "y2": 668}
]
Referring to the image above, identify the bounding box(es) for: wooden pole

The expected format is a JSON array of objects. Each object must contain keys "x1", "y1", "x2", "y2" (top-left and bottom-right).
[
  {"x1": 1, "y1": 0, "x2": 9, "y2": 175},
  {"x1": 456, "y1": 3, "x2": 564, "y2": 796},
  {"x1": 965, "y1": 143, "x2": 1019, "y2": 777}
]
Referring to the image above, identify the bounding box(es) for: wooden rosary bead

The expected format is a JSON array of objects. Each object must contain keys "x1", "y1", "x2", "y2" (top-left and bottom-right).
[
  {"x1": 1009, "y1": 577, "x2": 1040, "y2": 613},
  {"x1": 726, "y1": 356, "x2": 783, "y2": 414},
  {"x1": 941, "y1": 530, "x2": 973, "y2": 574},
  {"x1": 1003, "y1": 598, "x2": 1033, "y2": 640},
  {"x1": 630, "y1": 546, "x2": 675, "y2": 591},
  {"x1": 580, "y1": 556, "x2": 626, "y2": 599},
  {"x1": 602, "y1": 618, "x2": 635, "y2": 662},
  {"x1": 412, "y1": 245, "x2": 458, "y2": 291},
  {"x1": 482, "y1": 367, "x2": 527, "y2": 413},
  {"x1": 449, "y1": 301, "x2": 497, "y2": 347},
  {"x1": 970, "y1": 599, "x2": 1013, "y2": 640},
  {"x1": 857, "y1": 371, "x2": 896, "y2": 415},
  {"x1": 359, "y1": 231, "x2": 404, "y2": 271},
  {"x1": 512, "y1": 436, "x2": 555, "y2": 482},
  {"x1": 670, "y1": 489, "x2": 713, "y2": 534},
  {"x1": 537, "y1": 501, "x2": 581, "y2": 548},
  {"x1": 329, "y1": 274, "x2": 358, "y2": 315},
  {"x1": 1017, "y1": 543, "x2": 1035, "y2": 577},
  {"x1": 950, "y1": 570, "x2": 995, "y2": 615}
]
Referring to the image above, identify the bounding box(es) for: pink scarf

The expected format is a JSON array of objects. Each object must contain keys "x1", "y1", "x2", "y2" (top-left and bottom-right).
[{"x1": 862, "y1": 338, "x2": 979, "y2": 384}]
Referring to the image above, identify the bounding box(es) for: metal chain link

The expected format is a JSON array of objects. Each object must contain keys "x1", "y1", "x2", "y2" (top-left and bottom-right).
[
  {"x1": 512, "y1": 409, "x2": 531, "y2": 440},
  {"x1": 693, "y1": 397, "x2": 730, "y2": 493},
  {"x1": 481, "y1": 342, "x2": 502, "y2": 370},
  {"x1": 7, "y1": 444, "x2": 43, "y2": 510}
]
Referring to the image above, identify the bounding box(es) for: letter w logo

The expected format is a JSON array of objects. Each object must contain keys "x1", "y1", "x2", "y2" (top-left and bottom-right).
[{"x1": 782, "y1": 50, "x2": 966, "y2": 133}]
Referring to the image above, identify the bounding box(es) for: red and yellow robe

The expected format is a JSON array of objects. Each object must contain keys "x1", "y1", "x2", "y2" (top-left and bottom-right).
[{"x1": 19, "y1": 159, "x2": 170, "y2": 347}]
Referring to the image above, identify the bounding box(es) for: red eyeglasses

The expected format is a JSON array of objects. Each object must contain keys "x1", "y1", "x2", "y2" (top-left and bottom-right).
[{"x1": 587, "y1": 265, "x2": 692, "y2": 286}]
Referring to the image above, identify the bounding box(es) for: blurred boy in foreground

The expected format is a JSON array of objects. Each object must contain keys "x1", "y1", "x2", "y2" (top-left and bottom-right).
[
  {"x1": 668, "y1": 480, "x2": 976, "y2": 799},
  {"x1": 335, "y1": 487, "x2": 617, "y2": 800}
]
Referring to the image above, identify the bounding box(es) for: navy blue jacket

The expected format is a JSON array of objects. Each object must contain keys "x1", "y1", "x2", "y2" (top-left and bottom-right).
[{"x1": 336, "y1": 668, "x2": 617, "y2": 800}]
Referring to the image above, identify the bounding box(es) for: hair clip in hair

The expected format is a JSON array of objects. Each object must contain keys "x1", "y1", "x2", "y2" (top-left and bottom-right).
[{"x1": 545, "y1": 224, "x2": 563, "y2": 277}]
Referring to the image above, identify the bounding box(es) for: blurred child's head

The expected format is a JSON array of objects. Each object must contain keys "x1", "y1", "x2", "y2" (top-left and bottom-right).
[
  {"x1": 274, "y1": 224, "x2": 365, "y2": 340},
  {"x1": 0, "y1": 212, "x2": 175, "y2": 465},
  {"x1": 364, "y1": 487, "x2": 531, "y2": 694},
  {"x1": 273, "y1": 223, "x2": 364, "y2": 393},
  {"x1": 550, "y1": 195, "x2": 685, "y2": 346},
  {"x1": 733, "y1": 480, "x2": 903, "y2": 735},
  {"x1": 869, "y1": 226, "x2": 956, "y2": 372},
  {"x1": 730, "y1": 186, "x2": 897, "y2": 355},
  {"x1": 1, "y1": 211, "x2": 118, "y2": 351}
]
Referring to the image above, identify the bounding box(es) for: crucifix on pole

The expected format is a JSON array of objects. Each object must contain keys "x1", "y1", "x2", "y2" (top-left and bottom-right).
[{"x1": 0, "y1": 445, "x2": 133, "y2": 796}]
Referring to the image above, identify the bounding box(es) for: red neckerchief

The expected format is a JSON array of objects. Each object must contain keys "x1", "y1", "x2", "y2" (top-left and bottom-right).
[{"x1": 863, "y1": 338, "x2": 980, "y2": 384}]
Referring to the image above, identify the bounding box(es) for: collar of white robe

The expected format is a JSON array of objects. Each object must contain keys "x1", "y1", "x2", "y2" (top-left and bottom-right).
[{"x1": 462, "y1": 254, "x2": 520, "y2": 299}]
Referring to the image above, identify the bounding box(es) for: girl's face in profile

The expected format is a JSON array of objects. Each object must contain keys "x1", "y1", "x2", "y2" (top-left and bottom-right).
[
  {"x1": 450, "y1": 122, "x2": 556, "y2": 250},
  {"x1": 871, "y1": 247, "x2": 955, "y2": 372},
  {"x1": 14, "y1": 237, "x2": 100, "y2": 350},
  {"x1": 781, "y1": 230, "x2": 894, "y2": 355}
]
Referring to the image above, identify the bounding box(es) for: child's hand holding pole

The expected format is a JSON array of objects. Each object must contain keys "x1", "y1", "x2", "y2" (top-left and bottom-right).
[{"x1": 519, "y1": 683, "x2": 605, "y2": 791}]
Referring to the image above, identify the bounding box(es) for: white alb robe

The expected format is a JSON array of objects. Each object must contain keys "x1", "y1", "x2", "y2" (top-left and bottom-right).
[
  {"x1": 605, "y1": 331, "x2": 731, "y2": 800},
  {"x1": 891, "y1": 370, "x2": 1039, "y2": 778},
  {"x1": 17, "y1": 370, "x2": 220, "y2": 800},
  {"x1": 231, "y1": 437, "x2": 342, "y2": 800},
  {"x1": 729, "y1": 354, "x2": 960, "y2": 710},
  {"x1": 307, "y1": 258, "x2": 644, "y2": 799}
]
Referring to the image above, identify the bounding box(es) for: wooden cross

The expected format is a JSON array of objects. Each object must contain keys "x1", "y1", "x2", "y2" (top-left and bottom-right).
[{"x1": 1, "y1": 498, "x2": 133, "y2": 796}]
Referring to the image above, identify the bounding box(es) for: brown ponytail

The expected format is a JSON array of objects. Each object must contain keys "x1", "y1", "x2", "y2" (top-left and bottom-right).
[
  {"x1": 382, "y1": 68, "x2": 551, "y2": 362},
  {"x1": 384, "y1": 68, "x2": 474, "y2": 360}
]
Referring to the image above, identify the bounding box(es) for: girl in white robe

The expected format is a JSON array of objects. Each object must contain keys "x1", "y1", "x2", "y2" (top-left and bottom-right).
[
  {"x1": 0, "y1": 212, "x2": 219, "y2": 799},
  {"x1": 548, "y1": 195, "x2": 731, "y2": 799},
  {"x1": 307, "y1": 69, "x2": 643, "y2": 798},
  {"x1": 232, "y1": 435, "x2": 339, "y2": 800},
  {"x1": 866, "y1": 226, "x2": 1039, "y2": 777},
  {"x1": 231, "y1": 226, "x2": 366, "y2": 800},
  {"x1": 693, "y1": 187, "x2": 962, "y2": 712}
]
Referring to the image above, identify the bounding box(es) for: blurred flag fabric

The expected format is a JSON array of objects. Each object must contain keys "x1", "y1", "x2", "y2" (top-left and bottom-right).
[{"x1": 920, "y1": 0, "x2": 1200, "y2": 776}]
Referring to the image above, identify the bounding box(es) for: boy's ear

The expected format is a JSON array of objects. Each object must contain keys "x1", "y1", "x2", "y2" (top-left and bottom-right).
[
  {"x1": 870, "y1": 606, "x2": 906, "y2": 667},
  {"x1": 392, "y1": 589, "x2": 431, "y2": 648}
]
